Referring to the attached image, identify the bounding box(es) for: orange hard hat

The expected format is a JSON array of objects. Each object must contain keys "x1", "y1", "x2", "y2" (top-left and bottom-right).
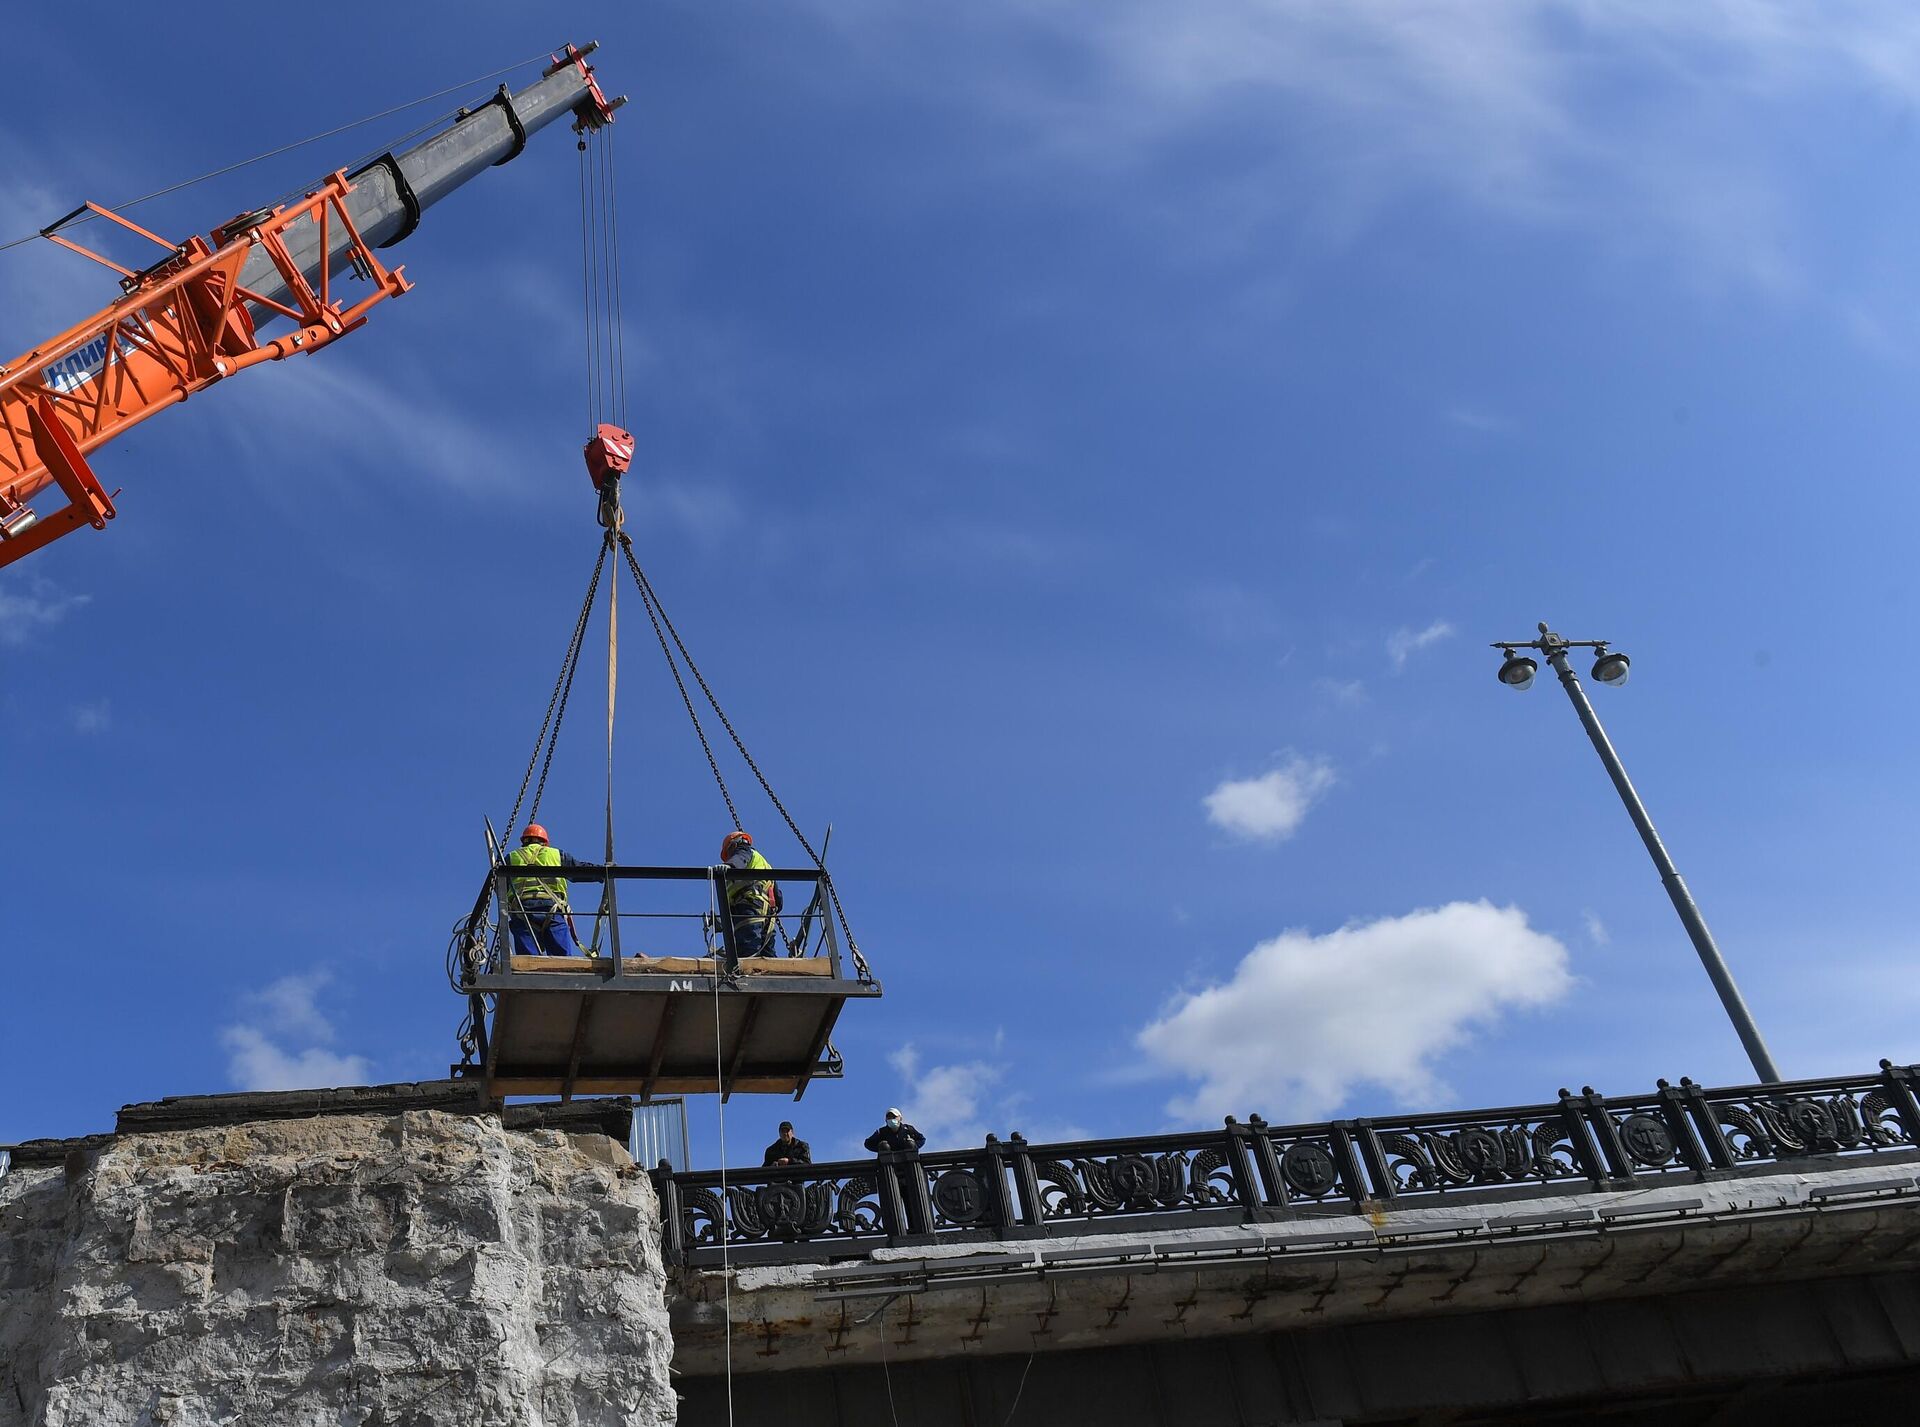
[
  {"x1": 521, "y1": 824, "x2": 549, "y2": 844},
  {"x1": 721, "y1": 830, "x2": 752, "y2": 859}
]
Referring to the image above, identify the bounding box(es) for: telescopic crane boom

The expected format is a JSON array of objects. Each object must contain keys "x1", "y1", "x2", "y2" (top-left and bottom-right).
[{"x1": 0, "y1": 43, "x2": 621, "y2": 571}]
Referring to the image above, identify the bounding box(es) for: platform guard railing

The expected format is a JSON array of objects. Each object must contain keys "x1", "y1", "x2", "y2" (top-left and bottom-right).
[{"x1": 458, "y1": 864, "x2": 845, "y2": 984}]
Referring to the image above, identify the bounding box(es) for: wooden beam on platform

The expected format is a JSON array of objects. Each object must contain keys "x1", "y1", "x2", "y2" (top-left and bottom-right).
[
  {"x1": 792, "y1": 996, "x2": 846, "y2": 1103},
  {"x1": 485, "y1": 1069, "x2": 836, "y2": 1097},
  {"x1": 641, "y1": 994, "x2": 679, "y2": 1103},
  {"x1": 721, "y1": 997, "x2": 764, "y2": 1105},
  {"x1": 483, "y1": 991, "x2": 505, "y2": 1084},
  {"x1": 561, "y1": 993, "x2": 597, "y2": 1104}
]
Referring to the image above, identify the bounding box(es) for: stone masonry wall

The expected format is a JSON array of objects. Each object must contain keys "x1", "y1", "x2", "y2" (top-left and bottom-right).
[{"x1": 0, "y1": 1109, "x2": 674, "y2": 1427}]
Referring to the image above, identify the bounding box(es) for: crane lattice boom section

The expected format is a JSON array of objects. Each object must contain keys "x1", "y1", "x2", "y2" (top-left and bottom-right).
[
  {"x1": 0, "y1": 43, "x2": 619, "y2": 572},
  {"x1": 0, "y1": 179, "x2": 408, "y2": 566}
]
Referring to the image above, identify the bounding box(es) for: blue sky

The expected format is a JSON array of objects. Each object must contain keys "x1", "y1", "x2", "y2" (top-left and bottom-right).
[{"x1": 6, "y1": 2, "x2": 1920, "y2": 1168}]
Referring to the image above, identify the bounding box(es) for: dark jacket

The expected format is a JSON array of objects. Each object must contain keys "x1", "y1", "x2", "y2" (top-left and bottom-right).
[
  {"x1": 864, "y1": 1122, "x2": 926, "y2": 1155},
  {"x1": 762, "y1": 1136, "x2": 812, "y2": 1167}
]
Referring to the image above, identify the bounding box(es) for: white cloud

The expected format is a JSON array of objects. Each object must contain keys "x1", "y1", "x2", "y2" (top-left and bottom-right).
[
  {"x1": 1138, "y1": 900, "x2": 1574, "y2": 1123},
  {"x1": 889, "y1": 1043, "x2": 1004, "y2": 1149},
  {"x1": 69, "y1": 699, "x2": 110, "y2": 734},
  {"x1": 1203, "y1": 755, "x2": 1336, "y2": 841},
  {"x1": 220, "y1": 1029, "x2": 371, "y2": 1094},
  {"x1": 222, "y1": 973, "x2": 369, "y2": 1091},
  {"x1": 242, "y1": 972, "x2": 340, "y2": 1044},
  {"x1": 0, "y1": 576, "x2": 90, "y2": 647},
  {"x1": 1583, "y1": 909, "x2": 1610, "y2": 947},
  {"x1": 1387, "y1": 619, "x2": 1455, "y2": 669}
]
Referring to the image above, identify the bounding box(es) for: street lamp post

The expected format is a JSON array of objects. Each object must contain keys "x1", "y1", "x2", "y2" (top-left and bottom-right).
[{"x1": 1493, "y1": 622, "x2": 1783, "y2": 1085}]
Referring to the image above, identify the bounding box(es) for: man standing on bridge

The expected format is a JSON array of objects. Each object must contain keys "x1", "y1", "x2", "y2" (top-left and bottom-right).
[
  {"x1": 504, "y1": 824, "x2": 586, "y2": 958},
  {"x1": 763, "y1": 1121, "x2": 811, "y2": 1167},
  {"x1": 866, "y1": 1109, "x2": 929, "y2": 1234},
  {"x1": 864, "y1": 1108, "x2": 925, "y2": 1156}
]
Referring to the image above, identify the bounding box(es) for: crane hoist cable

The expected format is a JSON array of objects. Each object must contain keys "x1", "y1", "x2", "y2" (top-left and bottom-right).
[{"x1": 577, "y1": 121, "x2": 630, "y2": 440}]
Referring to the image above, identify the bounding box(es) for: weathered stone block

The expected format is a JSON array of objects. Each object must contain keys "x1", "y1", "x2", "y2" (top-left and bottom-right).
[{"x1": 0, "y1": 1108, "x2": 673, "y2": 1426}]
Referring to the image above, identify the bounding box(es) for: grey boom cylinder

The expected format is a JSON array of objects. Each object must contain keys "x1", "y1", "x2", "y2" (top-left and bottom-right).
[{"x1": 236, "y1": 58, "x2": 605, "y2": 322}]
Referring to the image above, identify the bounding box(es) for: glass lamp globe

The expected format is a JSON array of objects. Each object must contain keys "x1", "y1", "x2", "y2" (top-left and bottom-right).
[
  {"x1": 1498, "y1": 654, "x2": 1538, "y2": 690},
  {"x1": 1592, "y1": 651, "x2": 1631, "y2": 687}
]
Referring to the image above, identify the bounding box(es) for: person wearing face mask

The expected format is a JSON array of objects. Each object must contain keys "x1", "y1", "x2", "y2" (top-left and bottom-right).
[{"x1": 864, "y1": 1107, "x2": 925, "y2": 1156}]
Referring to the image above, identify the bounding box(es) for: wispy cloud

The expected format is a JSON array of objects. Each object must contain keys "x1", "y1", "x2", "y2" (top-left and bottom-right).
[
  {"x1": 1181, "y1": 582, "x2": 1288, "y2": 645},
  {"x1": 1443, "y1": 404, "x2": 1509, "y2": 434},
  {"x1": 69, "y1": 699, "x2": 111, "y2": 734},
  {"x1": 1139, "y1": 900, "x2": 1574, "y2": 1122},
  {"x1": 221, "y1": 972, "x2": 370, "y2": 1092},
  {"x1": 1583, "y1": 910, "x2": 1611, "y2": 947},
  {"x1": 0, "y1": 155, "x2": 115, "y2": 345},
  {"x1": 889, "y1": 1043, "x2": 1004, "y2": 1150},
  {"x1": 1387, "y1": 619, "x2": 1455, "y2": 669},
  {"x1": 1313, "y1": 677, "x2": 1367, "y2": 708},
  {"x1": 805, "y1": 2, "x2": 1920, "y2": 311},
  {"x1": 1204, "y1": 754, "x2": 1337, "y2": 842},
  {"x1": 215, "y1": 354, "x2": 538, "y2": 501},
  {"x1": 0, "y1": 576, "x2": 91, "y2": 647}
]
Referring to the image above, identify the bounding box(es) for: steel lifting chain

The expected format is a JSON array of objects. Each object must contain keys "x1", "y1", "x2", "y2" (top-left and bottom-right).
[
  {"x1": 502, "y1": 534, "x2": 611, "y2": 841},
  {"x1": 618, "y1": 539, "x2": 807, "y2": 956},
  {"x1": 619, "y1": 541, "x2": 873, "y2": 982},
  {"x1": 618, "y1": 532, "x2": 741, "y2": 827}
]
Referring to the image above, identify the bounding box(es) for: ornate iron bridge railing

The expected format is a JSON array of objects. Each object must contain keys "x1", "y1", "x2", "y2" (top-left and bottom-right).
[{"x1": 652, "y1": 1061, "x2": 1920, "y2": 1266}]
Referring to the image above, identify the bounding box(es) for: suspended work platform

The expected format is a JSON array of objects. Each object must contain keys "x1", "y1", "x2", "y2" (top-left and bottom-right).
[{"x1": 451, "y1": 863, "x2": 881, "y2": 1102}]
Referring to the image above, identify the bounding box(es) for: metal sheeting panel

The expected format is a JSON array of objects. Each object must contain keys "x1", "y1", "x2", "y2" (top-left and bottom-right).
[{"x1": 630, "y1": 1099, "x2": 690, "y2": 1172}]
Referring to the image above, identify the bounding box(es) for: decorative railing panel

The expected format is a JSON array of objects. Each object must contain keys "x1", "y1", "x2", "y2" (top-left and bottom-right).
[{"x1": 653, "y1": 1061, "x2": 1920, "y2": 1265}]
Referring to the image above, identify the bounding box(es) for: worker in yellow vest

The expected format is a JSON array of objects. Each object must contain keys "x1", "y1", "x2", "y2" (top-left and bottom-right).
[
  {"x1": 720, "y1": 830, "x2": 779, "y2": 963},
  {"x1": 504, "y1": 824, "x2": 586, "y2": 958}
]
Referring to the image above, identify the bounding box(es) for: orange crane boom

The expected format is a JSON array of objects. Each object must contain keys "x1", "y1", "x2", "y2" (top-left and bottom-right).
[{"x1": 0, "y1": 43, "x2": 620, "y2": 572}]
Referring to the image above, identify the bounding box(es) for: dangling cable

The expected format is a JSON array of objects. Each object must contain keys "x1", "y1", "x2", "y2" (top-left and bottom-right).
[{"x1": 709, "y1": 872, "x2": 738, "y2": 1427}]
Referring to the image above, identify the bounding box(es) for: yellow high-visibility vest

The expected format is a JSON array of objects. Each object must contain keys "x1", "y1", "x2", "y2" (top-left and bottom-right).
[
  {"x1": 506, "y1": 843, "x2": 569, "y2": 912},
  {"x1": 728, "y1": 847, "x2": 774, "y2": 917}
]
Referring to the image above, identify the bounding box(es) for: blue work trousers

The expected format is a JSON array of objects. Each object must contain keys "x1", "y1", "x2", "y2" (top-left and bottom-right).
[
  {"x1": 510, "y1": 905, "x2": 584, "y2": 958},
  {"x1": 728, "y1": 910, "x2": 772, "y2": 960}
]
